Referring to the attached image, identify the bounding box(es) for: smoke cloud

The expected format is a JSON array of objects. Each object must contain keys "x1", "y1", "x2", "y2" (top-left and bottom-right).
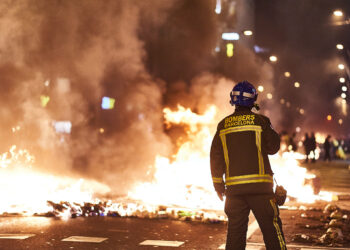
[
  {"x1": 0, "y1": 0, "x2": 176, "y2": 194},
  {"x1": 0, "y1": 0, "x2": 277, "y2": 196}
]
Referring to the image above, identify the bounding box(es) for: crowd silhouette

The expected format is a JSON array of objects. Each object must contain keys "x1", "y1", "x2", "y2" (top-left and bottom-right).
[{"x1": 279, "y1": 131, "x2": 349, "y2": 163}]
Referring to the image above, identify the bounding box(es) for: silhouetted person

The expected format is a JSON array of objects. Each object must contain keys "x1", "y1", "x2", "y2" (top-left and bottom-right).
[
  {"x1": 310, "y1": 132, "x2": 316, "y2": 163},
  {"x1": 280, "y1": 131, "x2": 289, "y2": 152},
  {"x1": 324, "y1": 135, "x2": 332, "y2": 162},
  {"x1": 303, "y1": 133, "x2": 311, "y2": 163},
  {"x1": 288, "y1": 132, "x2": 297, "y2": 152}
]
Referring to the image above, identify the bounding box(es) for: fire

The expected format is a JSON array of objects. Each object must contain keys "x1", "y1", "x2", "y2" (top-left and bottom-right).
[
  {"x1": 129, "y1": 105, "x2": 334, "y2": 208},
  {"x1": 129, "y1": 105, "x2": 222, "y2": 210},
  {"x1": 0, "y1": 105, "x2": 335, "y2": 218},
  {"x1": 0, "y1": 145, "x2": 34, "y2": 169},
  {"x1": 163, "y1": 105, "x2": 217, "y2": 133},
  {"x1": 270, "y1": 151, "x2": 332, "y2": 203},
  {"x1": 0, "y1": 145, "x2": 110, "y2": 217}
]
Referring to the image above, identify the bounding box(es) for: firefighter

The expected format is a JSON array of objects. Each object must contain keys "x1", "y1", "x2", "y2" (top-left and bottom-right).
[{"x1": 210, "y1": 81, "x2": 286, "y2": 250}]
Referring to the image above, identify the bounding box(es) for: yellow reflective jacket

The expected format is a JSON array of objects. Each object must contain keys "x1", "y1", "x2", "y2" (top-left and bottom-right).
[{"x1": 210, "y1": 106, "x2": 280, "y2": 195}]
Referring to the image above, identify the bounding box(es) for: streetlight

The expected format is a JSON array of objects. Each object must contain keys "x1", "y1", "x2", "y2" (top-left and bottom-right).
[
  {"x1": 341, "y1": 93, "x2": 347, "y2": 99},
  {"x1": 269, "y1": 55, "x2": 277, "y2": 62},
  {"x1": 340, "y1": 77, "x2": 346, "y2": 83},
  {"x1": 333, "y1": 10, "x2": 344, "y2": 17},
  {"x1": 243, "y1": 30, "x2": 253, "y2": 36},
  {"x1": 215, "y1": 0, "x2": 221, "y2": 14},
  {"x1": 257, "y1": 85, "x2": 264, "y2": 92},
  {"x1": 338, "y1": 64, "x2": 345, "y2": 70},
  {"x1": 294, "y1": 82, "x2": 300, "y2": 88},
  {"x1": 342, "y1": 86, "x2": 347, "y2": 92},
  {"x1": 267, "y1": 93, "x2": 273, "y2": 99},
  {"x1": 44, "y1": 80, "x2": 50, "y2": 87},
  {"x1": 284, "y1": 72, "x2": 291, "y2": 77},
  {"x1": 336, "y1": 44, "x2": 344, "y2": 50}
]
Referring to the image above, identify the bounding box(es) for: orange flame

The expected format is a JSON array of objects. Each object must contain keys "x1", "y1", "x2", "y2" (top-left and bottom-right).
[
  {"x1": 0, "y1": 105, "x2": 335, "y2": 217},
  {"x1": 129, "y1": 105, "x2": 334, "y2": 208},
  {"x1": 0, "y1": 145, "x2": 110, "y2": 217}
]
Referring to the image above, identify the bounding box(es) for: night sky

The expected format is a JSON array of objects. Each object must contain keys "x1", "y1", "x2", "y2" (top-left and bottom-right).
[{"x1": 255, "y1": 0, "x2": 350, "y2": 136}]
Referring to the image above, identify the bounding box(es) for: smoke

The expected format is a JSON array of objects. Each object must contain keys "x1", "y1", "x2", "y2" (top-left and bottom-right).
[
  {"x1": 0, "y1": 0, "x2": 176, "y2": 194},
  {"x1": 184, "y1": 46, "x2": 280, "y2": 130},
  {"x1": 0, "y1": 0, "x2": 279, "y2": 196}
]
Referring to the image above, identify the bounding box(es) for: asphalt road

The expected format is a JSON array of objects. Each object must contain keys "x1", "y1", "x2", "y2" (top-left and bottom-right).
[
  {"x1": 0, "y1": 208, "x2": 349, "y2": 250},
  {"x1": 0, "y1": 216, "x2": 227, "y2": 250}
]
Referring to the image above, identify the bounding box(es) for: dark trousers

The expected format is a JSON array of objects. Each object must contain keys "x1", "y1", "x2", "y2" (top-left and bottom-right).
[
  {"x1": 324, "y1": 149, "x2": 331, "y2": 161},
  {"x1": 224, "y1": 194, "x2": 287, "y2": 250}
]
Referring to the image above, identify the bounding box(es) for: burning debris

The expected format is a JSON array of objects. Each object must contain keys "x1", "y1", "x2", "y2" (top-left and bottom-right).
[
  {"x1": 40, "y1": 200, "x2": 226, "y2": 224},
  {"x1": 0, "y1": 106, "x2": 340, "y2": 222},
  {"x1": 292, "y1": 203, "x2": 350, "y2": 247}
]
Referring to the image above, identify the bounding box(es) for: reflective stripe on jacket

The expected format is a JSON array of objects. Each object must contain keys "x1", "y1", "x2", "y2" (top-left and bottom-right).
[{"x1": 210, "y1": 106, "x2": 280, "y2": 195}]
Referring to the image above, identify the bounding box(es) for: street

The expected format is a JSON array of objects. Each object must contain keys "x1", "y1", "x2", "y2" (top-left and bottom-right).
[
  {"x1": 0, "y1": 216, "x2": 226, "y2": 250},
  {"x1": 0, "y1": 206, "x2": 348, "y2": 250},
  {"x1": 0, "y1": 0, "x2": 349, "y2": 249},
  {"x1": 0, "y1": 160, "x2": 349, "y2": 250},
  {"x1": 301, "y1": 160, "x2": 350, "y2": 194}
]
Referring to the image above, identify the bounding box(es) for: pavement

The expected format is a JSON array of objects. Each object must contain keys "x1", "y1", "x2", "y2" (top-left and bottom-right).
[{"x1": 299, "y1": 159, "x2": 350, "y2": 197}]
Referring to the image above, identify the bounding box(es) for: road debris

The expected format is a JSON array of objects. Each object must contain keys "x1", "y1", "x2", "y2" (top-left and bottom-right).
[
  {"x1": 292, "y1": 203, "x2": 350, "y2": 247},
  {"x1": 32, "y1": 200, "x2": 227, "y2": 224}
]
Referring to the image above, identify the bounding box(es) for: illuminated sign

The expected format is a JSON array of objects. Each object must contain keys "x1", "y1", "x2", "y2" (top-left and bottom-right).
[
  {"x1": 101, "y1": 97, "x2": 115, "y2": 110},
  {"x1": 53, "y1": 121, "x2": 72, "y2": 134},
  {"x1": 215, "y1": 0, "x2": 221, "y2": 14},
  {"x1": 40, "y1": 95, "x2": 50, "y2": 107},
  {"x1": 222, "y1": 32, "x2": 239, "y2": 41},
  {"x1": 254, "y1": 45, "x2": 269, "y2": 53},
  {"x1": 226, "y1": 43, "x2": 234, "y2": 57}
]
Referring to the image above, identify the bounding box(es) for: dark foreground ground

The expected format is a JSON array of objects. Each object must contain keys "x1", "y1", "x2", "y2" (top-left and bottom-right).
[
  {"x1": 0, "y1": 201, "x2": 349, "y2": 250},
  {"x1": 0, "y1": 159, "x2": 349, "y2": 250}
]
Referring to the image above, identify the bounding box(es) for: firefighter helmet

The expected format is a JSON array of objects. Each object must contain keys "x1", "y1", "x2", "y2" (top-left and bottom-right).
[{"x1": 229, "y1": 81, "x2": 258, "y2": 107}]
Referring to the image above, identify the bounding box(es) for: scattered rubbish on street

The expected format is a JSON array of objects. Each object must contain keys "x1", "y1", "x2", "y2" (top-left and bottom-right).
[{"x1": 292, "y1": 203, "x2": 350, "y2": 247}]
